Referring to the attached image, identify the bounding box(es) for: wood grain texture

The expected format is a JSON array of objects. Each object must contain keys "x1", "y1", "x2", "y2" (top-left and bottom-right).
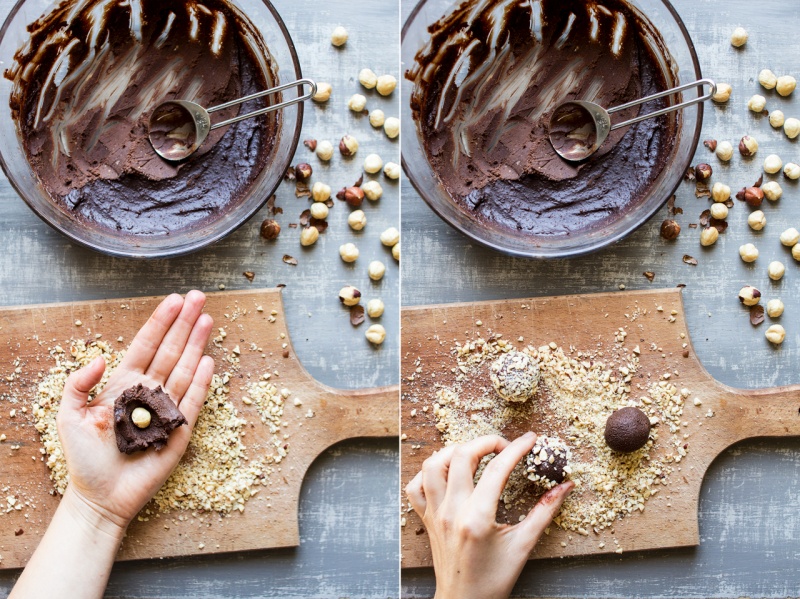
[
  {"x1": 400, "y1": 0, "x2": 800, "y2": 595},
  {"x1": 0, "y1": 289, "x2": 398, "y2": 570},
  {"x1": 0, "y1": 0, "x2": 401, "y2": 595}
]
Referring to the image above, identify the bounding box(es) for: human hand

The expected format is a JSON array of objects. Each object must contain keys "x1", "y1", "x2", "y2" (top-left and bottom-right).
[
  {"x1": 56, "y1": 291, "x2": 215, "y2": 533},
  {"x1": 405, "y1": 433, "x2": 574, "y2": 599}
]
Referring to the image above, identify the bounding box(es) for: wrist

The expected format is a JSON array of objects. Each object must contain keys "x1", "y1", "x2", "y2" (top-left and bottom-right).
[{"x1": 61, "y1": 487, "x2": 129, "y2": 543}]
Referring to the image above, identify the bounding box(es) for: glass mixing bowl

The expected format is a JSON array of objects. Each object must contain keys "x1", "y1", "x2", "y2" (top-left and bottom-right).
[
  {"x1": 0, "y1": 0, "x2": 303, "y2": 259},
  {"x1": 401, "y1": 0, "x2": 704, "y2": 259}
]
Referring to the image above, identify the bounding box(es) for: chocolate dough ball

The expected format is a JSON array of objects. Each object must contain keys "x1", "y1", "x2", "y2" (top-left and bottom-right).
[
  {"x1": 525, "y1": 436, "x2": 572, "y2": 489},
  {"x1": 604, "y1": 407, "x2": 651, "y2": 453},
  {"x1": 489, "y1": 350, "x2": 540, "y2": 403}
]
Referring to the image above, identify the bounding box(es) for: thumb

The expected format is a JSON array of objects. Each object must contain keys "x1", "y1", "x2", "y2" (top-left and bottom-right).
[
  {"x1": 515, "y1": 481, "x2": 575, "y2": 551},
  {"x1": 61, "y1": 356, "x2": 106, "y2": 412}
]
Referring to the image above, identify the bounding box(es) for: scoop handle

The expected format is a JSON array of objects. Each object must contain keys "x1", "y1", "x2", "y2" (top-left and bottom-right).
[
  {"x1": 608, "y1": 78, "x2": 716, "y2": 131},
  {"x1": 207, "y1": 78, "x2": 317, "y2": 130}
]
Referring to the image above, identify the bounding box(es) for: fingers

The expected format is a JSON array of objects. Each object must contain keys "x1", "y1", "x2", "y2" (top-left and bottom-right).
[
  {"x1": 60, "y1": 356, "x2": 106, "y2": 412},
  {"x1": 444, "y1": 435, "x2": 510, "y2": 505},
  {"x1": 177, "y1": 355, "x2": 215, "y2": 429},
  {"x1": 472, "y1": 432, "x2": 537, "y2": 515},
  {"x1": 146, "y1": 290, "x2": 207, "y2": 385},
  {"x1": 420, "y1": 444, "x2": 457, "y2": 512},
  {"x1": 164, "y1": 313, "x2": 214, "y2": 401},
  {"x1": 120, "y1": 294, "x2": 184, "y2": 373},
  {"x1": 405, "y1": 471, "x2": 427, "y2": 516},
  {"x1": 516, "y1": 481, "x2": 575, "y2": 550}
]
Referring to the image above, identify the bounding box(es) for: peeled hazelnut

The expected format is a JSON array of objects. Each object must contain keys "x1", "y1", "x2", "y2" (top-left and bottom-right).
[
  {"x1": 784, "y1": 117, "x2": 800, "y2": 139},
  {"x1": 700, "y1": 227, "x2": 719, "y2": 247},
  {"x1": 339, "y1": 135, "x2": 359, "y2": 157},
  {"x1": 312, "y1": 182, "x2": 332, "y2": 203},
  {"x1": 392, "y1": 243, "x2": 400, "y2": 261},
  {"x1": 375, "y1": 75, "x2": 397, "y2": 96},
  {"x1": 260, "y1": 219, "x2": 281, "y2": 240},
  {"x1": 793, "y1": 244, "x2": 800, "y2": 262},
  {"x1": 738, "y1": 135, "x2": 758, "y2": 157},
  {"x1": 712, "y1": 83, "x2": 732, "y2": 103},
  {"x1": 694, "y1": 163, "x2": 713, "y2": 181},
  {"x1": 770, "y1": 110, "x2": 785, "y2": 128},
  {"x1": 764, "y1": 154, "x2": 783, "y2": 174},
  {"x1": 312, "y1": 82, "x2": 332, "y2": 103},
  {"x1": 710, "y1": 203, "x2": 728, "y2": 220},
  {"x1": 300, "y1": 226, "x2": 319, "y2": 246},
  {"x1": 348, "y1": 94, "x2": 367, "y2": 112},
  {"x1": 347, "y1": 210, "x2": 367, "y2": 231},
  {"x1": 716, "y1": 141, "x2": 734, "y2": 161},
  {"x1": 339, "y1": 286, "x2": 361, "y2": 306},
  {"x1": 365, "y1": 324, "x2": 386, "y2": 345},
  {"x1": 309, "y1": 202, "x2": 329, "y2": 220},
  {"x1": 364, "y1": 153, "x2": 384, "y2": 174},
  {"x1": 780, "y1": 227, "x2": 800, "y2": 246},
  {"x1": 747, "y1": 95, "x2": 767, "y2": 113},
  {"x1": 768, "y1": 261, "x2": 785, "y2": 281},
  {"x1": 369, "y1": 110, "x2": 386, "y2": 129},
  {"x1": 358, "y1": 68, "x2": 378, "y2": 89},
  {"x1": 738, "y1": 285, "x2": 761, "y2": 306},
  {"x1": 131, "y1": 407, "x2": 151, "y2": 429},
  {"x1": 776, "y1": 75, "x2": 797, "y2": 97},
  {"x1": 759, "y1": 69, "x2": 778, "y2": 90},
  {"x1": 366, "y1": 299, "x2": 385, "y2": 318},
  {"x1": 785, "y1": 162, "x2": 800, "y2": 180},
  {"x1": 384, "y1": 117, "x2": 400, "y2": 139},
  {"x1": 362, "y1": 180, "x2": 383, "y2": 201},
  {"x1": 331, "y1": 26, "x2": 348, "y2": 47},
  {"x1": 380, "y1": 227, "x2": 400, "y2": 247},
  {"x1": 383, "y1": 162, "x2": 401, "y2": 179},
  {"x1": 743, "y1": 186, "x2": 764, "y2": 207},
  {"x1": 295, "y1": 163, "x2": 313, "y2": 179},
  {"x1": 765, "y1": 324, "x2": 786, "y2": 345},
  {"x1": 339, "y1": 242, "x2": 359, "y2": 263},
  {"x1": 747, "y1": 210, "x2": 766, "y2": 231},
  {"x1": 368, "y1": 260, "x2": 386, "y2": 281},
  {"x1": 730, "y1": 27, "x2": 748, "y2": 47},
  {"x1": 316, "y1": 140, "x2": 334, "y2": 161},
  {"x1": 711, "y1": 182, "x2": 731, "y2": 203},
  {"x1": 343, "y1": 186, "x2": 365, "y2": 208},
  {"x1": 739, "y1": 243, "x2": 759, "y2": 263},
  {"x1": 660, "y1": 219, "x2": 681, "y2": 240},
  {"x1": 767, "y1": 299, "x2": 784, "y2": 318},
  {"x1": 762, "y1": 181, "x2": 782, "y2": 201}
]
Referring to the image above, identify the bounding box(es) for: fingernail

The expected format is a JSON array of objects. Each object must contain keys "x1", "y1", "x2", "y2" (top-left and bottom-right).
[{"x1": 522, "y1": 431, "x2": 536, "y2": 439}]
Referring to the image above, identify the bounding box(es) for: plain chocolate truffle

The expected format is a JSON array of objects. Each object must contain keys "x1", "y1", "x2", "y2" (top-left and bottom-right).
[
  {"x1": 113, "y1": 384, "x2": 186, "y2": 454},
  {"x1": 525, "y1": 436, "x2": 572, "y2": 489},
  {"x1": 489, "y1": 350, "x2": 540, "y2": 403},
  {"x1": 604, "y1": 407, "x2": 651, "y2": 453}
]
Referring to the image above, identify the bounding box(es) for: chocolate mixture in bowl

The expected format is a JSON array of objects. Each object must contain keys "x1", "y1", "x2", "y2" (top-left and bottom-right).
[
  {"x1": 408, "y1": 0, "x2": 678, "y2": 238},
  {"x1": 6, "y1": 0, "x2": 279, "y2": 236}
]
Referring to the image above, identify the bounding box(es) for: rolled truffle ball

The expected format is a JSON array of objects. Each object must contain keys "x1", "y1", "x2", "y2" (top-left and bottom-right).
[
  {"x1": 489, "y1": 350, "x2": 540, "y2": 402},
  {"x1": 525, "y1": 435, "x2": 572, "y2": 489},
  {"x1": 604, "y1": 407, "x2": 651, "y2": 453}
]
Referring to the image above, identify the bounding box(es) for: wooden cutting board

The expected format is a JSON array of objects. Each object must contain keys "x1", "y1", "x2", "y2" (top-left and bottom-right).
[
  {"x1": 401, "y1": 288, "x2": 800, "y2": 568},
  {"x1": 0, "y1": 288, "x2": 398, "y2": 570}
]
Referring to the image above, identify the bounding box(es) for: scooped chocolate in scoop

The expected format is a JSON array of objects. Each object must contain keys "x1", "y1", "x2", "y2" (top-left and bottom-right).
[
  {"x1": 408, "y1": 0, "x2": 677, "y2": 239},
  {"x1": 113, "y1": 384, "x2": 186, "y2": 454}
]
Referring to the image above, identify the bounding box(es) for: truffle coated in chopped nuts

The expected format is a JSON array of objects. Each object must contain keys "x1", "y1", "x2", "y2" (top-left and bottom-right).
[
  {"x1": 716, "y1": 141, "x2": 734, "y2": 161},
  {"x1": 765, "y1": 324, "x2": 786, "y2": 344},
  {"x1": 309, "y1": 203, "x2": 329, "y2": 220},
  {"x1": 764, "y1": 154, "x2": 783, "y2": 174},
  {"x1": 710, "y1": 203, "x2": 728, "y2": 220},
  {"x1": 260, "y1": 219, "x2": 281, "y2": 240},
  {"x1": 759, "y1": 69, "x2": 778, "y2": 89},
  {"x1": 767, "y1": 299, "x2": 784, "y2": 318},
  {"x1": 312, "y1": 82, "x2": 332, "y2": 102},
  {"x1": 362, "y1": 180, "x2": 383, "y2": 201},
  {"x1": 348, "y1": 94, "x2": 367, "y2": 112},
  {"x1": 768, "y1": 261, "x2": 785, "y2": 280},
  {"x1": 747, "y1": 210, "x2": 766, "y2": 231},
  {"x1": 780, "y1": 227, "x2": 800, "y2": 246},
  {"x1": 700, "y1": 227, "x2": 719, "y2": 246},
  {"x1": 375, "y1": 75, "x2": 397, "y2": 96},
  {"x1": 392, "y1": 243, "x2": 400, "y2": 261},
  {"x1": 384, "y1": 117, "x2": 400, "y2": 139},
  {"x1": 711, "y1": 182, "x2": 731, "y2": 203},
  {"x1": 785, "y1": 118, "x2": 800, "y2": 139},
  {"x1": 762, "y1": 181, "x2": 782, "y2": 201},
  {"x1": 777, "y1": 75, "x2": 797, "y2": 97},
  {"x1": 339, "y1": 286, "x2": 361, "y2": 306},
  {"x1": 113, "y1": 384, "x2": 186, "y2": 454},
  {"x1": 331, "y1": 26, "x2": 348, "y2": 46},
  {"x1": 300, "y1": 227, "x2": 319, "y2": 246},
  {"x1": 383, "y1": 162, "x2": 401, "y2": 179},
  {"x1": 364, "y1": 154, "x2": 383, "y2": 174},
  {"x1": 347, "y1": 210, "x2": 367, "y2": 231},
  {"x1": 490, "y1": 350, "x2": 540, "y2": 402},
  {"x1": 604, "y1": 407, "x2": 651, "y2": 453},
  {"x1": 712, "y1": 83, "x2": 732, "y2": 103},
  {"x1": 747, "y1": 95, "x2": 767, "y2": 112},
  {"x1": 730, "y1": 26, "x2": 748, "y2": 47},
  {"x1": 369, "y1": 109, "x2": 386, "y2": 128},
  {"x1": 316, "y1": 140, "x2": 334, "y2": 161},
  {"x1": 770, "y1": 110, "x2": 785, "y2": 128},
  {"x1": 311, "y1": 182, "x2": 332, "y2": 202},
  {"x1": 739, "y1": 286, "x2": 761, "y2": 306},
  {"x1": 380, "y1": 227, "x2": 400, "y2": 246},
  {"x1": 339, "y1": 242, "x2": 359, "y2": 262},
  {"x1": 525, "y1": 436, "x2": 571, "y2": 489},
  {"x1": 785, "y1": 163, "x2": 800, "y2": 180},
  {"x1": 365, "y1": 324, "x2": 386, "y2": 344},
  {"x1": 366, "y1": 298, "x2": 384, "y2": 318},
  {"x1": 739, "y1": 243, "x2": 759, "y2": 263},
  {"x1": 358, "y1": 68, "x2": 377, "y2": 89},
  {"x1": 368, "y1": 260, "x2": 386, "y2": 281}
]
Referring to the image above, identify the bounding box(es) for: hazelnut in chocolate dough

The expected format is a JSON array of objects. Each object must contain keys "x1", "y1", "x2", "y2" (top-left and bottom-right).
[
  {"x1": 604, "y1": 406, "x2": 651, "y2": 453},
  {"x1": 114, "y1": 384, "x2": 186, "y2": 454},
  {"x1": 408, "y1": 0, "x2": 677, "y2": 239}
]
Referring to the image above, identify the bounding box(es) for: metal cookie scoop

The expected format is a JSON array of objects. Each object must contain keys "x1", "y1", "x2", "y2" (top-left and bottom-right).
[
  {"x1": 149, "y1": 78, "x2": 317, "y2": 161},
  {"x1": 549, "y1": 78, "x2": 716, "y2": 162}
]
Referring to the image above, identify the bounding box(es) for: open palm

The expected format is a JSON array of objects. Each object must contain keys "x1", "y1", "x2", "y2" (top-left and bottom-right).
[{"x1": 56, "y1": 291, "x2": 215, "y2": 528}]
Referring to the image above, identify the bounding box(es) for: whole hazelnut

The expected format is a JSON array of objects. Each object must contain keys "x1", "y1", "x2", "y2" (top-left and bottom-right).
[
  {"x1": 339, "y1": 135, "x2": 359, "y2": 157},
  {"x1": 747, "y1": 210, "x2": 766, "y2": 231},
  {"x1": 762, "y1": 181, "x2": 782, "y2": 201},
  {"x1": 380, "y1": 227, "x2": 400, "y2": 247},
  {"x1": 694, "y1": 163, "x2": 713, "y2": 181},
  {"x1": 369, "y1": 110, "x2": 386, "y2": 128},
  {"x1": 392, "y1": 243, "x2": 400, "y2": 261},
  {"x1": 712, "y1": 83, "x2": 732, "y2": 103},
  {"x1": 131, "y1": 407, "x2": 151, "y2": 429},
  {"x1": 375, "y1": 75, "x2": 397, "y2": 96},
  {"x1": 347, "y1": 210, "x2": 367, "y2": 231},
  {"x1": 770, "y1": 110, "x2": 785, "y2": 128},
  {"x1": 368, "y1": 260, "x2": 386, "y2": 281},
  {"x1": 309, "y1": 202, "x2": 329, "y2": 220},
  {"x1": 759, "y1": 69, "x2": 778, "y2": 90},
  {"x1": 339, "y1": 286, "x2": 361, "y2": 307},
  {"x1": 764, "y1": 154, "x2": 783, "y2": 174},
  {"x1": 384, "y1": 117, "x2": 400, "y2": 139},
  {"x1": 793, "y1": 244, "x2": 800, "y2": 262},
  {"x1": 747, "y1": 94, "x2": 767, "y2": 113},
  {"x1": 362, "y1": 180, "x2": 383, "y2": 201},
  {"x1": 768, "y1": 261, "x2": 785, "y2": 281},
  {"x1": 295, "y1": 163, "x2": 313, "y2": 179},
  {"x1": 316, "y1": 140, "x2": 334, "y2": 161},
  {"x1": 364, "y1": 153, "x2": 384, "y2": 174},
  {"x1": 738, "y1": 135, "x2": 758, "y2": 157},
  {"x1": 784, "y1": 118, "x2": 800, "y2": 139},
  {"x1": 312, "y1": 82, "x2": 333, "y2": 103},
  {"x1": 366, "y1": 299, "x2": 385, "y2": 318},
  {"x1": 365, "y1": 324, "x2": 387, "y2": 345},
  {"x1": 767, "y1": 299, "x2": 784, "y2": 318},
  {"x1": 700, "y1": 227, "x2": 719, "y2": 247},
  {"x1": 780, "y1": 227, "x2": 800, "y2": 246},
  {"x1": 348, "y1": 94, "x2": 367, "y2": 112},
  {"x1": 339, "y1": 242, "x2": 359, "y2": 263},
  {"x1": 343, "y1": 186, "x2": 365, "y2": 207},
  {"x1": 331, "y1": 26, "x2": 348, "y2": 47},
  {"x1": 383, "y1": 162, "x2": 401, "y2": 179},
  {"x1": 312, "y1": 182, "x2": 332, "y2": 203},
  {"x1": 716, "y1": 141, "x2": 734, "y2": 161},
  {"x1": 710, "y1": 203, "x2": 728, "y2": 220},
  {"x1": 785, "y1": 163, "x2": 800, "y2": 180},
  {"x1": 660, "y1": 219, "x2": 681, "y2": 240},
  {"x1": 260, "y1": 219, "x2": 281, "y2": 240},
  {"x1": 711, "y1": 182, "x2": 731, "y2": 203},
  {"x1": 738, "y1": 286, "x2": 762, "y2": 306},
  {"x1": 300, "y1": 226, "x2": 319, "y2": 246},
  {"x1": 776, "y1": 75, "x2": 797, "y2": 97},
  {"x1": 743, "y1": 186, "x2": 764, "y2": 207},
  {"x1": 739, "y1": 243, "x2": 759, "y2": 263},
  {"x1": 358, "y1": 68, "x2": 378, "y2": 89},
  {"x1": 730, "y1": 26, "x2": 748, "y2": 47},
  {"x1": 765, "y1": 324, "x2": 786, "y2": 345}
]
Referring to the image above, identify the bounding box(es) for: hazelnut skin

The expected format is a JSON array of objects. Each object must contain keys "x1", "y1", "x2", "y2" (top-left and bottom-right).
[
  {"x1": 343, "y1": 186, "x2": 365, "y2": 208},
  {"x1": 260, "y1": 219, "x2": 281, "y2": 240},
  {"x1": 660, "y1": 219, "x2": 681, "y2": 240},
  {"x1": 737, "y1": 186, "x2": 764, "y2": 207}
]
